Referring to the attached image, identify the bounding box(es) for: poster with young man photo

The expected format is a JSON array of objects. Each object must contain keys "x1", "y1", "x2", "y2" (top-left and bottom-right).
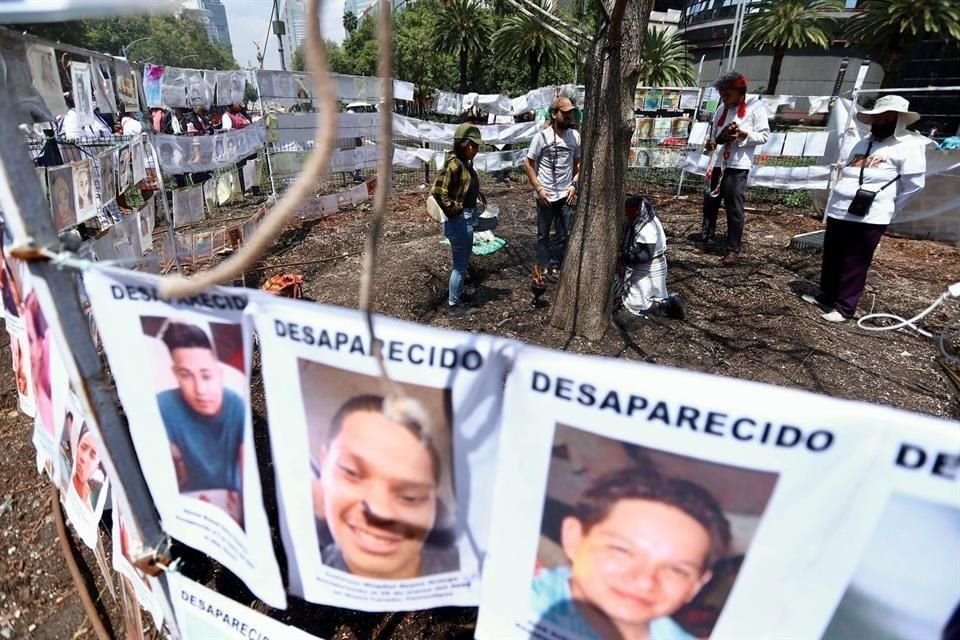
[
  {"x1": 251, "y1": 295, "x2": 511, "y2": 611},
  {"x1": 476, "y1": 345, "x2": 898, "y2": 639},
  {"x1": 69, "y1": 62, "x2": 95, "y2": 126},
  {"x1": 82, "y1": 266, "x2": 286, "y2": 608}
]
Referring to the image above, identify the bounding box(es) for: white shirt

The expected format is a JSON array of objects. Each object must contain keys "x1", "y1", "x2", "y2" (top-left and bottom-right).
[
  {"x1": 527, "y1": 126, "x2": 582, "y2": 202},
  {"x1": 58, "y1": 109, "x2": 112, "y2": 139},
  {"x1": 121, "y1": 117, "x2": 143, "y2": 136},
  {"x1": 711, "y1": 98, "x2": 770, "y2": 170},
  {"x1": 826, "y1": 133, "x2": 927, "y2": 225}
]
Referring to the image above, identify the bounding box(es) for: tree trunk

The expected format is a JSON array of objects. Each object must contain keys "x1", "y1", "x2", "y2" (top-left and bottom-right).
[
  {"x1": 879, "y1": 49, "x2": 904, "y2": 89},
  {"x1": 767, "y1": 46, "x2": 785, "y2": 95},
  {"x1": 548, "y1": 0, "x2": 651, "y2": 341},
  {"x1": 530, "y1": 58, "x2": 542, "y2": 90},
  {"x1": 459, "y1": 46, "x2": 469, "y2": 93}
]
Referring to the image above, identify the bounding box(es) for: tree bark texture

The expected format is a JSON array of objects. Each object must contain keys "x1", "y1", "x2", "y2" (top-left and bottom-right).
[
  {"x1": 549, "y1": 0, "x2": 652, "y2": 340},
  {"x1": 767, "y1": 45, "x2": 785, "y2": 95}
]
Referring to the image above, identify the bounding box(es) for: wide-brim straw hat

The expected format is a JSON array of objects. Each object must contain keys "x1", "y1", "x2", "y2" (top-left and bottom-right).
[{"x1": 856, "y1": 95, "x2": 920, "y2": 126}]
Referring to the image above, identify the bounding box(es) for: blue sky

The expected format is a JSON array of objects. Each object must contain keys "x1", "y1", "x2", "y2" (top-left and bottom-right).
[{"x1": 220, "y1": 0, "x2": 346, "y2": 69}]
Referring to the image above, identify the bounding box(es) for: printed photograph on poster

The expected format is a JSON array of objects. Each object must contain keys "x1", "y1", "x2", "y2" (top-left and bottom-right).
[
  {"x1": 112, "y1": 496, "x2": 166, "y2": 629},
  {"x1": 82, "y1": 267, "x2": 286, "y2": 607},
  {"x1": 653, "y1": 118, "x2": 672, "y2": 139},
  {"x1": 69, "y1": 62, "x2": 95, "y2": 125},
  {"x1": 131, "y1": 139, "x2": 147, "y2": 185},
  {"x1": 144, "y1": 317, "x2": 246, "y2": 526},
  {"x1": 138, "y1": 202, "x2": 155, "y2": 253},
  {"x1": 193, "y1": 232, "x2": 213, "y2": 261},
  {"x1": 73, "y1": 159, "x2": 98, "y2": 223},
  {"x1": 530, "y1": 424, "x2": 778, "y2": 640},
  {"x1": 48, "y1": 164, "x2": 77, "y2": 231},
  {"x1": 299, "y1": 362, "x2": 459, "y2": 579},
  {"x1": 822, "y1": 494, "x2": 960, "y2": 640},
  {"x1": 93, "y1": 62, "x2": 118, "y2": 114},
  {"x1": 98, "y1": 150, "x2": 117, "y2": 205},
  {"x1": 212, "y1": 229, "x2": 226, "y2": 255},
  {"x1": 679, "y1": 90, "x2": 699, "y2": 110},
  {"x1": 23, "y1": 292, "x2": 55, "y2": 441},
  {"x1": 63, "y1": 416, "x2": 110, "y2": 548},
  {"x1": 253, "y1": 299, "x2": 510, "y2": 610},
  {"x1": 671, "y1": 118, "x2": 691, "y2": 138},
  {"x1": 25, "y1": 44, "x2": 67, "y2": 116},
  {"x1": 636, "y1": 118, "x2": 654, "y2": 140},
  {"x1": 114, "y1": 60, "x2": 139, "y2": 111},
  {"x1": 661, "y1": 90, "x2": 681, "y2": 110},
  {"x1": 117, "y1": 145, "x2": 131, "y2": 193},
  {"x1": 8, "y1": 330, "x2": 35, "y2": 416},
  {"x1": 644, "y1": 90, "x2": 663, "y2": 111},
  {"x1": 56, "y1": 389, "x2": 83, "y2": 494}
]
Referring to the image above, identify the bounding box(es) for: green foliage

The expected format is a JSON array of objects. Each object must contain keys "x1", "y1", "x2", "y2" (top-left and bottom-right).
[
  {"x1": 742, "y1": 0, "x2": 843, "y2": 52},
  {"x1": 845, "y1": 0, "x2": 960, "y2": 85},
  {"x1": 491, "y1": 0, "x2": 575, "y2": 89},
  {"x1": 394, "y1": 0, "x2": 458, "y2": 100},
  {"x1": 638, "y1": 27, "x2": 694, "y2": 87},
  {"x1": 342, "y1": 14, "x2": 380, "y2": 77},
  {"x1": 17, "y1": 15, "x2": 237, "y2": 69},
  {"x1": 432, "y1": 0, "x2": 493, "y2": 92},
  {"x1": 343, "y1": 10, "x2": 359, "y2": 35}
]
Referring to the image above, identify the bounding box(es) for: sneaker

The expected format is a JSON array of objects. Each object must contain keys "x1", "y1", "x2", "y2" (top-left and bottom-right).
[
  {"x1": 721, "y1": 251, "x2": 739, "y2": 266},
  {"x1": 447, "y1": 304, "x2": 477, "y2": 318},
  {"x1": 821, "y1": 310, "x2": 847, "y2": 323},
  {"x1": 800, "y1": 294, "x2": 820, "y2": 306}
]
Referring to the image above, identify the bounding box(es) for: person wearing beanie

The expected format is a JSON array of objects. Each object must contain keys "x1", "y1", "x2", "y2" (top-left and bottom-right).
[
  {"x1": 700, "y1": 72, "x2": 770, "y2": 266},
  {"x1": 430, "y1": 123, "x2": 498, "y2": 318}
]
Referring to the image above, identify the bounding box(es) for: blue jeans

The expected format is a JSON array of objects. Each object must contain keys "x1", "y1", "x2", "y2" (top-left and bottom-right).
[{"x1": 444, "y1": 208, "x2": 475, "y2": 306}]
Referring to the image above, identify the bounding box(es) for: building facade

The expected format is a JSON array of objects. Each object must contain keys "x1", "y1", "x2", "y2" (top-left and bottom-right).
[
  {"x1": 280, "y1": 0, "x2": 309, "y2": 70},
  {"x1": 182, "y1": 0, "x2": 233, "y2": 50}
]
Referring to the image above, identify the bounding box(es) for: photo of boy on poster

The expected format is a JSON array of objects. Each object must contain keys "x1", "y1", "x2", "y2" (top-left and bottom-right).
[
  {"x1": 300, "y1": 361, "x2": 460, "y2": 580},
  {"x1": 118, "y1": 145, "x2": 131, "y2": 194},
  {"x1": 70, "y1": 422, "x2": 105, "y2": 511},
  {"x1": 99, "y1": 150, "x2": 117, "y2": 206},
  {"x1": 531, "y1": 424, "x2": 778, "y2": 640},
  {"x1": 146, "y1": 318, "x2": 246, "y2": 527}
]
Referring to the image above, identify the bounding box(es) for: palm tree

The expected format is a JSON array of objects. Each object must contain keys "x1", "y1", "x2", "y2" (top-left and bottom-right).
[
  {"x1": 741, "y1": 0, "x2": 844, "y2": 95},
  {"x1": 492, "y1": 1, "x2": 575, "y2": 89},
  {"x1": 638, "y1": 27, "x2": 695, "y2": 87},
  {"x1": 845, "y1": 0, "x2": 960, "y2": 88},
  {"x1": 432, "y1": 0, "x2": 492, "y2": 93},
  {"x1": 343, "y1": 10, "x2": 359, "y2": 34}
]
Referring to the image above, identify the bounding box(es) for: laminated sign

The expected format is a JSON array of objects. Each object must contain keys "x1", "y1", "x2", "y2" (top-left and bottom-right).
[
  {"x1": 82, "y1": 267, "x2": 286, "y2": 607},
  {"x1": 475, "y1": 346, "x2": 959, "y2": 640},
  {"x1": 247, "y1": 294, "x2": 512, "y2": 611}
]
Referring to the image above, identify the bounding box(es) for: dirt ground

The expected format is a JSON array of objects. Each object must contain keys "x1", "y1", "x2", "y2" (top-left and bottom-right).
[{"x1": 2, "y1": 177, "x2": 958, "y2": 638}]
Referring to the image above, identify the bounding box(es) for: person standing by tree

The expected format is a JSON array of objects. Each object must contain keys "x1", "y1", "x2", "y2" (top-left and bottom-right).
[
  {"x1": 524, "y1": 96, "x2": 582, "y2": 277},
  {"x1": 700, "y1": 72, "x2": 769, "y2": 266}
]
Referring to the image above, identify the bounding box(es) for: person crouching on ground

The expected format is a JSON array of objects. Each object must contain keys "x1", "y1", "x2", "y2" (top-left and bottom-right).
[
  {"x1": 430, "y1": 123, "x2": 498, "y2": 318},
  {"x1": 801, "y1": 95, "x2": 928, "y2": 324},
  {"x1": 615, "y1": 196, "x2": 685, "y2": 321},
  {"x1": 532, "y1": 466, "x2": 730, "y2": 640},
  {"x1": 700, "y1": 72, "x2": 769, "y2": 266}
]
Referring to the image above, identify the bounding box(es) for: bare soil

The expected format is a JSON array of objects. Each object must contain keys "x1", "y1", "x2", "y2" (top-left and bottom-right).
[{"x1": 3, "y1": 178, "x2": 958, "y2": 638}]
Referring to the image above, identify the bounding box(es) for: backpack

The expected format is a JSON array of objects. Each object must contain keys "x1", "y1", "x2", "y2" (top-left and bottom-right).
[{"x1": 261, "y1": 273, "x2": 303, "y2": 298}]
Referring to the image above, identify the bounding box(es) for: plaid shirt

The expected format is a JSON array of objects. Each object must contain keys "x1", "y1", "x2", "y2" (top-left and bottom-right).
[{"x1": 430, "y1": 156, "x2": 474, "y2": 217}]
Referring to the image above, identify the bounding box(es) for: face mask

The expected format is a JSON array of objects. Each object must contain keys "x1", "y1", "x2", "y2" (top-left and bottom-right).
[{"x1": 871, "y1": 120, "x2": 896, "y2": 140}]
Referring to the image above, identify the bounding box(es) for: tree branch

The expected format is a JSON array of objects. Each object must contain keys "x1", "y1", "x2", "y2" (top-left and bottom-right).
[
  {"x1": 516, "y1": 0, "x2": 590, "y2": 42},
  {"x1": 503, "y1": 0, "x2": 584, "y2": 49}
]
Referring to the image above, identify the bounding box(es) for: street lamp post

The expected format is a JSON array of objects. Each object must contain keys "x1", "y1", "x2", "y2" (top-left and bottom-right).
[{"x1": 122, "y1": 37, "x2": 152, "y2": 60}]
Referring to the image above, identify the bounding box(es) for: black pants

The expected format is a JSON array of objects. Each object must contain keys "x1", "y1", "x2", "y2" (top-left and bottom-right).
[
  {"x1": 817, "y1": 217, "x2": 887, "y2": 318},
  {"x1": 536, "y1": 197, "x2": 572, "y2": 268},
  {"x1": 702, "y1": 168, "x2": 748, "y2": 254}
]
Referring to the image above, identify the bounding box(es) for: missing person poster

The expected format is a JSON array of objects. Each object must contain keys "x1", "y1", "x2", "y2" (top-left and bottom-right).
[
  {"x1": 169, "y1": 572, "x2": 319, "y2": 640},
  {"x1": 248, "y1": 295, "x2": 512, "y2": 611},
  {"x1": 82, "y1": 266, "x2": 286, "y2": 608},
  {"x1": 476, "y1": 345, "x2": 892, "y2": 640},
  {"x1": 112, "y1": 495, "x2": 166, "y2": 630}
]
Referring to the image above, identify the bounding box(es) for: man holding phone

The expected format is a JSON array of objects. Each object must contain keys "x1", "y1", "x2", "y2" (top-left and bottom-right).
[{"x1": 701, "y1": 72, "x2": 769, "y2": 266}]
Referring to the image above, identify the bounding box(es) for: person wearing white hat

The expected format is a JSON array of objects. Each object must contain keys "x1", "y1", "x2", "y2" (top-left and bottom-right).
[{"x1": 802, "y1": 95, "x2": 927, "y2": 323}]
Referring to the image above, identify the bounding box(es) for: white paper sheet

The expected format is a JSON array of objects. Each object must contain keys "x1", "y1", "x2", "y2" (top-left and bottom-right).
[
  {"x1": 82, "y1": 267, "x2": 286, "y2": 607},
  {"x1": 476, "y1": 345, "x2": 899, "y2": 640},
  {"x1": 761, "y1": 132, "x2": 786, "y2": 157},
  {"x1": 782, "y1": 131, "x2": 807, "y2": 157},
  {"x1": 687, "y1": 122, "x2": 709, "y2": 147},
  {"x1": 248, "y1": 295, "x2": 512, "y2": 611},
  {"x1": 803, "y1": 131, "x2": 831, "y2": 157}
]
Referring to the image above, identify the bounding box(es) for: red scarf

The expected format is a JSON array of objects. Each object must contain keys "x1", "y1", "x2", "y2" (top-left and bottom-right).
[{"x1": 717, "y1": 99, "x2": 747, "y2": 127}]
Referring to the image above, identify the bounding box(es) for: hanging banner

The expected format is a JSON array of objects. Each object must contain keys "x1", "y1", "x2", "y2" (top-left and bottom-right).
[
  {"x1": 82, "y1": 267, "x2": 286, "y2": 608},
  {"x1": 476, "y1": 346, "x2": 898, "y2": 640},
  {"x1": 112, "y1": 495, "x2": 166, "y2": 631},
  {"x1": 810, "y1": 415, "x2": 960, "y2": 640},
  {"x1": 169, "y1": 573, "x2": 320, "y2": 639},
  {"x1": 1, "y1": 234, "x2": 35, "y2": 416},
  {"x1": 98, "y1": 149, "x2": 117, "y2": 207},
  {"x1": 93, "y1": 61, "x2": 118, "y2": 114},
  {"x1": 152, "y1": 122, "x2": 267, "y2": 175},
  {"x1": 172, "y1": 184, "x2": 205, "y2": 227},
  {"x1": 131, "y1": 137, "x2": 147, "y2": 185},
  {"x1": 143, "y1": 64, "x2": 164, "y2": 108},
  {"x1": 24, "y1": 44, "x2": 68, "y2": 117},
  {"x1": 114, "y1": 59, "x2": 139, "y2": 112},
  {"x1": 117, "y1": 143, "x2": 132, "y2": 194},
  {"x1": 69, "y1": 61, "x2": 96, "y2": 127},
  {"x1": 216, "y1": 71, "x2": 247, "y2": 106},
  {"x1": 137, "y1": 199, "x2": 156, "y2": 254},
  {"x1": 248, "y1": 296, "x2": 512, "y2": 611},
  {"x1": 24, "y1": 288, "x2": 67, "y2": 476},
  {"x1": 0, "y1": 31, "x2": 53, "y2": 123}
]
